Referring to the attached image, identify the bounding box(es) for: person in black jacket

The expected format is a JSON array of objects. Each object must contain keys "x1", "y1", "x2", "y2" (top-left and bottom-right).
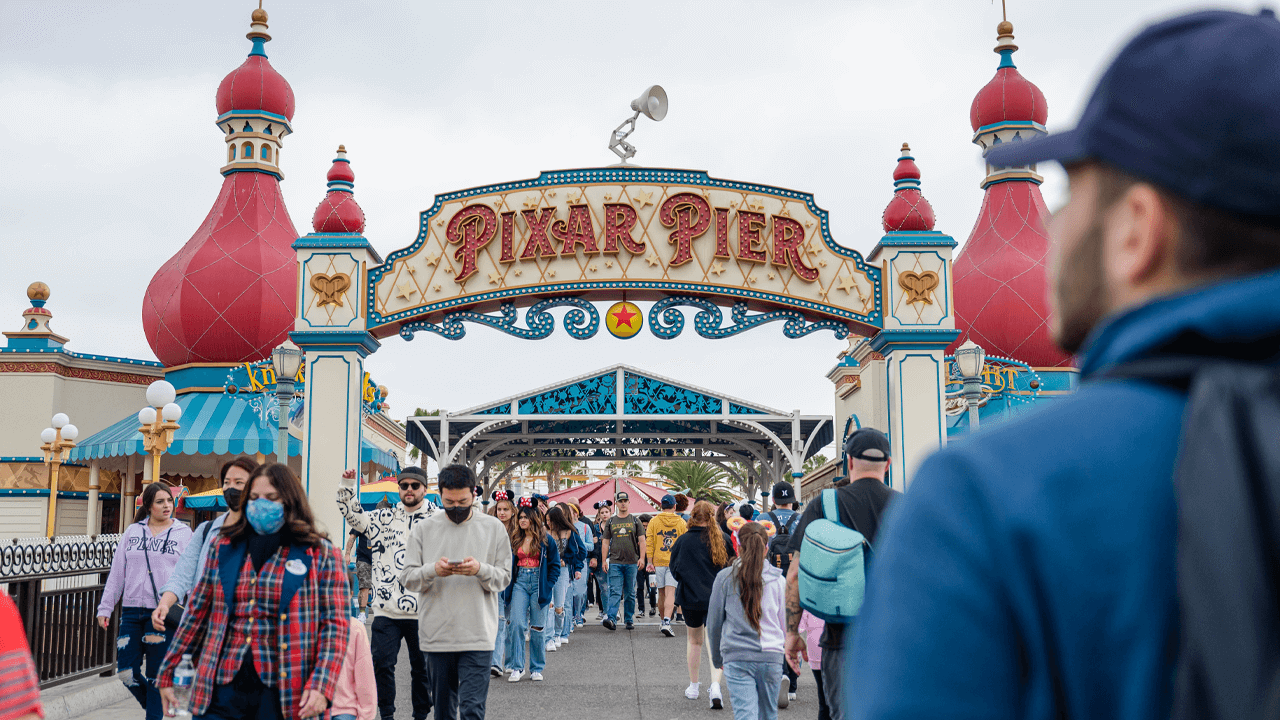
[
  {"x1": 587, "y1": 501, "x2": 610, "y2": 619},
  {"x1": 669, "y1": 500, "x2": 734, "y2": 708}
]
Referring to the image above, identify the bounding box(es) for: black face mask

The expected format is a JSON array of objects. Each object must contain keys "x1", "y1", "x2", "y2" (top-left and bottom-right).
[
  {"x1": 444, "y1": 505, "x2": 472, "y2": 524},
  {"x1": 223, "y1": 486, "x2": 243, "y2": 512}
]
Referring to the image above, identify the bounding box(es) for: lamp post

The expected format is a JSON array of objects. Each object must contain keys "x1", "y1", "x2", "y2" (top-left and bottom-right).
[
  {"x1": 954, "y1": 340, "x2": 987, "y2": 431},
  {"x1": 138, "y1": 380, "x2": 183, "y2": 485},
  {"x1": 271, "y1": 340, "x2": 304, "y2": 465},
  {"x1": 41, "y1": 413, "x2": 78, "y2": 537}
]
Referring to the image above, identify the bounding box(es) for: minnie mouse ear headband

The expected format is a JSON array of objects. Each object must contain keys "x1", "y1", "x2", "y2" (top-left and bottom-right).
[
  {"x1": 532, "y1": 493, "x2": 549, "y2": 503},
  {"x1": 492, "y1": 489, "x2": 513, "y2": 503},
  {"x1": 517, "y1": 496, "x2": 536, "y2": 509},
  {"x1": 593, "y1": 499, "x2": 614, "y2": 510}
]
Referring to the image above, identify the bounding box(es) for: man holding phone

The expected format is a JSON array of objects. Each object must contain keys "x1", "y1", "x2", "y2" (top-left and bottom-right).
[
  {"x1": 402, "y1": 464, "x2": 512, "y2": 720},
  {"x1": 339, "y1": 466, "x2": 436, "y2": 720}
]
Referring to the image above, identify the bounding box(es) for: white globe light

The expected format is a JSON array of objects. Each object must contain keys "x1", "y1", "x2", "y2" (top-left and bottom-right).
[
  {"x1": 51, "y1": 413, "x2": 69, "y2": 429},
  {"x1": 139, "y1": 407, "x2": 157, "y2": 425},
  {"x1": 161, "y1": 403, "x2": 182, "y2": 422},
  {"x1": 61, "y1": 424, "x2": 79, "y2": 441},
  {"x1": 40, "y1": 428, "x2": 56, "y2": 444},
  {"x1": 146, "y1": 380, "x2": 177, "y2": 408}
]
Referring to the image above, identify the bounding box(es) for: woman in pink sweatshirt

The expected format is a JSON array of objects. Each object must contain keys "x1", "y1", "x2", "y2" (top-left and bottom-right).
[{"x1": 331, "y1": 611, "x2": 377, "y2": 720}]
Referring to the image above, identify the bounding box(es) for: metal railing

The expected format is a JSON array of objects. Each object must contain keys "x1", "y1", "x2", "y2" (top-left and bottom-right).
[{"x1": 2, "y1": 535, "x2": 121, "y2": 688}]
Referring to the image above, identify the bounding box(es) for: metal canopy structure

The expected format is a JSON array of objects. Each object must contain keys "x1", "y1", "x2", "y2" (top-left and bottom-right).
[{"x1": 405, "y1": 364, "x2": 833, "y2": 491}]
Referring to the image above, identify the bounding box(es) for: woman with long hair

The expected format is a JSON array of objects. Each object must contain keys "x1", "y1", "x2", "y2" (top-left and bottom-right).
[
  {"x1": 707, "y1": 522, "x2": 788, "y2": 720},
  {"x1": 488, "y1": 489, "x2": 516, "y2": 677},
  {"x1": 564, "y1": 502, "x2": 594, "y2": 628},
  {"x1": 545, "y1": 505, "x2": 587, "y2": 650},
  {"x1": 96, "y1": 483, "x2": 194, "y2": 720},
  {"x1": 669, "y1": 500, "x2": 734, "y2": 708},
  {"x1": 156, "y1": 463, "x2": 350, "y2": 720},
  {"x1": 500, "y1": 497, "x2": 560, "y2": 682},
  {"x1": 716, "y1": 502, "x2": 739, "y2": 557}
]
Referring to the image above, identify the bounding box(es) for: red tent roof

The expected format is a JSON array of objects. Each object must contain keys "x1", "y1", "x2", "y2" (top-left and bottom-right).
[{"x1": 548, "y1": 476, "x2": 671, "y2": 517}]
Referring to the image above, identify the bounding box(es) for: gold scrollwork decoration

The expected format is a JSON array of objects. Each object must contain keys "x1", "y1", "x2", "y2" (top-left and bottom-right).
[
  {"x1": 898, "y1": 270, "x2": 939, "y2": 305},
  {"x1": 310, "y1": 272, "x2": 352, "y2": 308}
]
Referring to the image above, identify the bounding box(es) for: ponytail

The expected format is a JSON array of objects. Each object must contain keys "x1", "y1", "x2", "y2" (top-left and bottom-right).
[{"x1": 734, "y1": 522, "x2": 769, "y2": 634}]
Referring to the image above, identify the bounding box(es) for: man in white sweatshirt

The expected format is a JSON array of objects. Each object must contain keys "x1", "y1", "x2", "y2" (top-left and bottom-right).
[
  {"x1": 339, "y1": 466, "x2": 436, "y2": 720},
  {"x1": 402, "y1": 464, "x2": 512, "y2": 720}
]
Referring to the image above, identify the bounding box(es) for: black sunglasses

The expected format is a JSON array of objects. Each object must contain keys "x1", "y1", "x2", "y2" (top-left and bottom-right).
[{"x1": 399, "y1": 482, "x2": 423, "y2": 490}]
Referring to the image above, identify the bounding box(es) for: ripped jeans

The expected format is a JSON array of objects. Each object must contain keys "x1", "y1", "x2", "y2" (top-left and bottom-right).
[{"x1": 116, "y1": 607, "x2": 173, "y2": 720}]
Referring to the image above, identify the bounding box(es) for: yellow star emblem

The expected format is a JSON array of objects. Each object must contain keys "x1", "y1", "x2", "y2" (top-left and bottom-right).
[
  {"x1": 395, "y1": 281, "x2": 418, "y2": 300},
  {"x1": 710, "y1": 261, "x2": 725, "y2": 277},
  {"x1": 522, "y1": 196, "x2": 540, "y2": 209},
  {"x1": 488, "y1": 272, "x2": 502, "y2": 286},
  {"x1": 837, "y1": 275, "x2": 858, "y2": 294},
  {"x1": 633, "y1": 190, "x2": 654, "y2": 209},
  {"x1": 645, "y1": 253, "x2": 661, "y2": 267},
  {"x1": 425, "y1": 253, "x2": 440, "y2": 267}
]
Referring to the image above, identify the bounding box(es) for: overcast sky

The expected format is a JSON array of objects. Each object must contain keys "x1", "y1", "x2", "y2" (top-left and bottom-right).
[{"x1": 0, "y1": 0, "x2": 1261, "y2": 461}]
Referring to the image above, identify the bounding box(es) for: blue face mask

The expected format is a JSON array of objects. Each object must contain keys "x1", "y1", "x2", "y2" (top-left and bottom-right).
[{"x1": 245, "y1": 498, "x2": 285, "y2": 535}]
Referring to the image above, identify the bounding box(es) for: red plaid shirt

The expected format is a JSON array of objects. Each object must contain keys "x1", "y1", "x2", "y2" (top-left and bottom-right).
[
  {"x1": 0, "y1": 595, "x2": 41, "y2": 720},
  {"x1": 158, "y1": 537, "x2": 349, "y2": 720}
]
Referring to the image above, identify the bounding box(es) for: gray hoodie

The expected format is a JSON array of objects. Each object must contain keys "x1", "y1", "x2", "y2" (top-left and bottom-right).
[{"x1": 706, "y1": 560, "x2": 788, "y2": 668}]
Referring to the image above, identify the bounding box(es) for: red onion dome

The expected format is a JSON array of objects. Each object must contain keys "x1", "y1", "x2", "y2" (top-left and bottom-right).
[
  {"x1": 215, "y1": 8, "x2": 295, "y2": 121},
  {"x1": 969, "y1": 21, "x2": 1047, "y2": 131},
  {"x1": 881, "y1": 143, "x2": 936, "y2": 233},
  {"x1": 142, "y1": 164, "x2": 300, "y2": 366},
  {"x1": 312, "y1": 146, "x2": 366, "y2": 234}
]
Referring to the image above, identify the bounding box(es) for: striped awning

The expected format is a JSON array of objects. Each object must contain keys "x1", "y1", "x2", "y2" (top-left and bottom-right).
[{"x1": 70, "y1": 392, "x2": 300, "y2": 461}]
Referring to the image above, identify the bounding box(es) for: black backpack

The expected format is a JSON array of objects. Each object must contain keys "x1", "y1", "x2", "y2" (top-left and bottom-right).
[
  {"x1": 1114, "y1": 358, "x2": 1280, "y2": 720},
  {"x1": 766, "y1": 509, "x2": 801, "y2": 573}
]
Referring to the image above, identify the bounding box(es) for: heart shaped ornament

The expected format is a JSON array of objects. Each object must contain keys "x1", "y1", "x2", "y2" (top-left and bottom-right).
[
  {"x1": 310, "y1": 273, "x2": 352, "y2": 308},
  {"x1": 898, "y1": 270, "x2": 939, "y2": 305}
]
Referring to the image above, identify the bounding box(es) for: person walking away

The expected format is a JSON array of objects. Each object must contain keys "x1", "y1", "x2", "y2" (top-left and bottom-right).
[
  {"x1": 707, "y1": 522, "x2": 788, "y2": 720},
  {"x1": 565, "y1": 502, "x2": 594, "y2": 629},
  {"x1": 675, "y1": 494, "x2": 692, "y2": 522},
  {"x1": 337, "y1": 466, "x2": 435, "y2": 720},
  {"x1": 501, "y1": 498, "x2": 560, "y2": 682},
  {"x1": 157, "y1": 463, "x2": 349, "y2": 720},
  {"x1": 797, "y1": 610, "x2": 830, "y2": 720},
  {"x1": 716, "y1": 504, "x2": 738, "y2": 558},
  {"x1": 669, "y1": 500, "x2": 734, "y2": 708},
  {"x1": 647, "y1": 494, "x2": 689, "y2": 637},
  {"x1": 331, "y1": 585, "x2": 377, "y2": 720},
  {"x1": 487, "y1": 490, "x2": 517, "y2": 677},
  {"x1": 0, "y1": 593, "x2": 42, "y2": 720},
  {"x1": 783, "y1": 428, "x2": 898, "y2": 720},
  {"x1": 401, "y1": 465, "x2": 512, "y2": 719},
  {"x1": 635, "y1": 514, "x2": 654, "y2": 619},
  {"x1": 545, "y1": 506, "x2": 587, "y2": 649},
  {"x1": 848, "y1": 11, "x2": 1280, "y2": 720},
  {"x1": 344, "y1": 527, "x2": 374, "y2": 622},
  {"x1": 588, "y1": 501, "x2": 610, "y2": 619},
  {"x1": 97, "y1": 483, "x2": 193, "y2": 720},
  {"x1": 601, "y1": 492, "x2": 645, "y2": 631},
  {"x1": 152, "y1": 457, "x2": 255, "y2": 633},
  {"x1": 765, "y1": 481, "x2": 802, "y2": 702}
]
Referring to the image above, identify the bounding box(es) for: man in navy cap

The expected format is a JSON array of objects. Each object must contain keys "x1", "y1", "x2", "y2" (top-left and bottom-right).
[{"x1": 848, "y1": 10, "x2": 1280, "y2": 720}]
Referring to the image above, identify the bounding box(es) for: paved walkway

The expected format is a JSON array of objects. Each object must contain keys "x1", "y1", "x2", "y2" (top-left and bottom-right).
[{"x1": 71, "y1": 617, "x2": 821, "y2": 719}]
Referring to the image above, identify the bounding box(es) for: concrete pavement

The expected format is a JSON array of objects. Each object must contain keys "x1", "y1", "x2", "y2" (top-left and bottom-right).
[{"x1": 69, "y1": 617, "x2": 822, "y2": 719}]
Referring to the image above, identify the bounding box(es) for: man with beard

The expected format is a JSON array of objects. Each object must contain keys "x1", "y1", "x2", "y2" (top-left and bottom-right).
[
  {"x1": 402, "y1": 464, "x2": 512, "y2": 720},
  {"x1": 847, "y1": 10, "x2": 1280, "y2": 720},
  {"x1": 339, "y1": 466, "x2": 436, "y2": 720}
]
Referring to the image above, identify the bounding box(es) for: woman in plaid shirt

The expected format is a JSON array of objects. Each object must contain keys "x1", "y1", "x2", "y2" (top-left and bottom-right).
[{"x1": 157, "y1": 464, "x2": 350, "y2": 720}]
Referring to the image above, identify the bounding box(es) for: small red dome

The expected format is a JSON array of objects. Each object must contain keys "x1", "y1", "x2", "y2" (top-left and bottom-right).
[
  {"x1": 216, "y1": 54, "x2": 295, "y2": 121},
  {"x1": 970, "y1": 65, "x2": 1048, "y2": 132},
  {"x1": 312, "y1": 147, "x2": 365, "y2": 234},
  {"x1": 881, "y1": 144, "x2": 936, "y2": 233}
]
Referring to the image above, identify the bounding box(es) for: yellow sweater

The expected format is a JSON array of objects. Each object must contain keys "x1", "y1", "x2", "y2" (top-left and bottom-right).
[{"x1": 646, "y1": 512, "x2": 688, "y2": 567}]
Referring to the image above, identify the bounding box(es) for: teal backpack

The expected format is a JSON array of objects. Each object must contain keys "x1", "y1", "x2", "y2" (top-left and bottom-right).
[{"x1": 797, "y1": 488, "x2": 870, "y2": 624}]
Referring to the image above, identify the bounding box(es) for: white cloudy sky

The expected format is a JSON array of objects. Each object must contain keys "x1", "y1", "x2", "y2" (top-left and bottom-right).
[{"x1": 0, "y1": 0, "x2": 1260, "y2": 460}]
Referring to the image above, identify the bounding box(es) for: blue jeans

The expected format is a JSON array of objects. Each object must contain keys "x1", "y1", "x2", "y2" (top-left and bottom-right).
[
  {"x1": 552, "y1": 566, "x2": 571, "y2": 640},
  {"x1": 606, "y1": 562, "x2": 637, "y2": 622},
  {"x1": 506, "y1": 568, "x2": 547, "y2": 673},
  {"x1": 116, "y1": 607, "x2": 173, "y2": 720},
  {"x1": 723, "y1": 660, "x2": 783, "y2": 720},
  {"x1": 492, "y1": 605, "x2": 507, "y2": 670}
]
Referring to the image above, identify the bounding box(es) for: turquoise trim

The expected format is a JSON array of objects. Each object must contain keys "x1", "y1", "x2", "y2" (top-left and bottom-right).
[
  {"x1": 222, "y1": 167, "x2": 283, "y2": 181},
  {"x1": 302, "y1": 354, "x2": 356, "y2": 496},
  {"x1": 869, "y1": 329, "x2": 960, "y2": 353},
  {"x1": 0, "y1": 347, "x2": 161, "y2": 366},
  {"x1": 998, "y1": 48, "x2": 1016, "y2": 69},
  {"x1": 973, "y1": 119, "x2": 1047, "y2": 137},
  {"x1": 982, "y1": 176, "x2": 1045, "y2": 188},
  {"x1": 6, "y1": 336, "x2": 65, "y2": 349},
  {"x1": 0, "y1": 489, "x2": 118, "y2": 499},
  {"x1": 290, "y1": 331, "x2": 380, "y2": 357},
  {"x1": 366, "y1": 167, "x2": 883, "y2": 334},
  {"x1": 249, "y1": 37, "x2": 267, "y2": 58},
  {"x1": 869, "y1": 232, "x2": 957, "y2": 260},
  {"x1": 215, "y1": 110, "x2": 292, "y2": 134},
  {"x1": 293, "y1": 234, "x2": 383, "y2": 263},
  {"x1": 892, "y1": 353, "x2": 943, "y2": 487},
  {"x1": 886, "y1": 250, "x2": 952, "y2": 328}
]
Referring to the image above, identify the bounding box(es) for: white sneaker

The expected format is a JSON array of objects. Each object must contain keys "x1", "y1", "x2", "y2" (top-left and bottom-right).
[
  {"x1": 508, "y1": 669, "x2": 524, "y2": 682},
  {"x1": 788, "y1": 692, "x2": 797, "y2": 701},
  {"x1": 709, "y1": 682, "x2": 723, "y2": 709},
  {"x1": 530, "y1": 671, "x2": 544, "y2": 681},
  {"x1": 560, "y1": 635, "x2": 569, "y2": 645},
  {"x1": 685, "y1": 682, "x2": 700, "y2": 699},
  {"x1": 546, "y1": 639, "x2": 557, "y2": 652}
]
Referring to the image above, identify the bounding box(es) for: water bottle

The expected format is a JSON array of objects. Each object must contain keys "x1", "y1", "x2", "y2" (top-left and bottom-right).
[{"x1": 172, "y1": 653, "x2": 195, "y2": 718}]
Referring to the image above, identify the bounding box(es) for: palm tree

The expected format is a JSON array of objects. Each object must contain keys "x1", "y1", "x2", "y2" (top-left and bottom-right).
[
  {"x1": 406, "y1": 408, "x2": 441, "y2": 463},
  {"x1": 802, "y1": 454, "x2": 830, "y2": 475},
  {"x1": 654, "y1": 462, "x2": 736, "y2": 504},
  {"x1": 527, "y1": 460, "x2": 577, "y2": 493}
]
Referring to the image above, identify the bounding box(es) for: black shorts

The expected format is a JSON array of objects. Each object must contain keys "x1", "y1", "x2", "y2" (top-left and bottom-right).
[{"x1": 682, "y1": 604, "x2": 708, "y2": 628}]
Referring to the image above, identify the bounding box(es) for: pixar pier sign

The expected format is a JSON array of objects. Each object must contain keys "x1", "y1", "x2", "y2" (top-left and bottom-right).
[{"x1": 361, "y1": 167, "x2": 887, "y2": 337}]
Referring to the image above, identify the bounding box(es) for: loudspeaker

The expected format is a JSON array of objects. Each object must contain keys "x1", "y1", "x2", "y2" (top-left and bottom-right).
[{"x1": 630, "y1": 85, "x2": 668, "y2": 122}]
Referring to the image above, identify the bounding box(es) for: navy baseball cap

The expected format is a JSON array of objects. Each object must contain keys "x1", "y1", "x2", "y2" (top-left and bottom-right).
[
  {"x1": 988, "y1": 9, "x2": 1280, "y2": 218},
  {"x1": 660, "y1": 494, "x2": 676, "y2": 508},
  {"x1": 843, "y1": 428, "x2": 891, "y2": 461}
]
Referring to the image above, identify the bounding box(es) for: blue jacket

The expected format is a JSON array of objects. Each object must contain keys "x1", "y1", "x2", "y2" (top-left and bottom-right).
[
  {"x1": 849, "y1": 269, "x2": 1280, "y2": 720},
  {"x1": 557, "y1": 529, "x2": 588, "y2": 577},
  {"x1": 501, "y1": 536, "x2": 561, "y2": 608}
]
